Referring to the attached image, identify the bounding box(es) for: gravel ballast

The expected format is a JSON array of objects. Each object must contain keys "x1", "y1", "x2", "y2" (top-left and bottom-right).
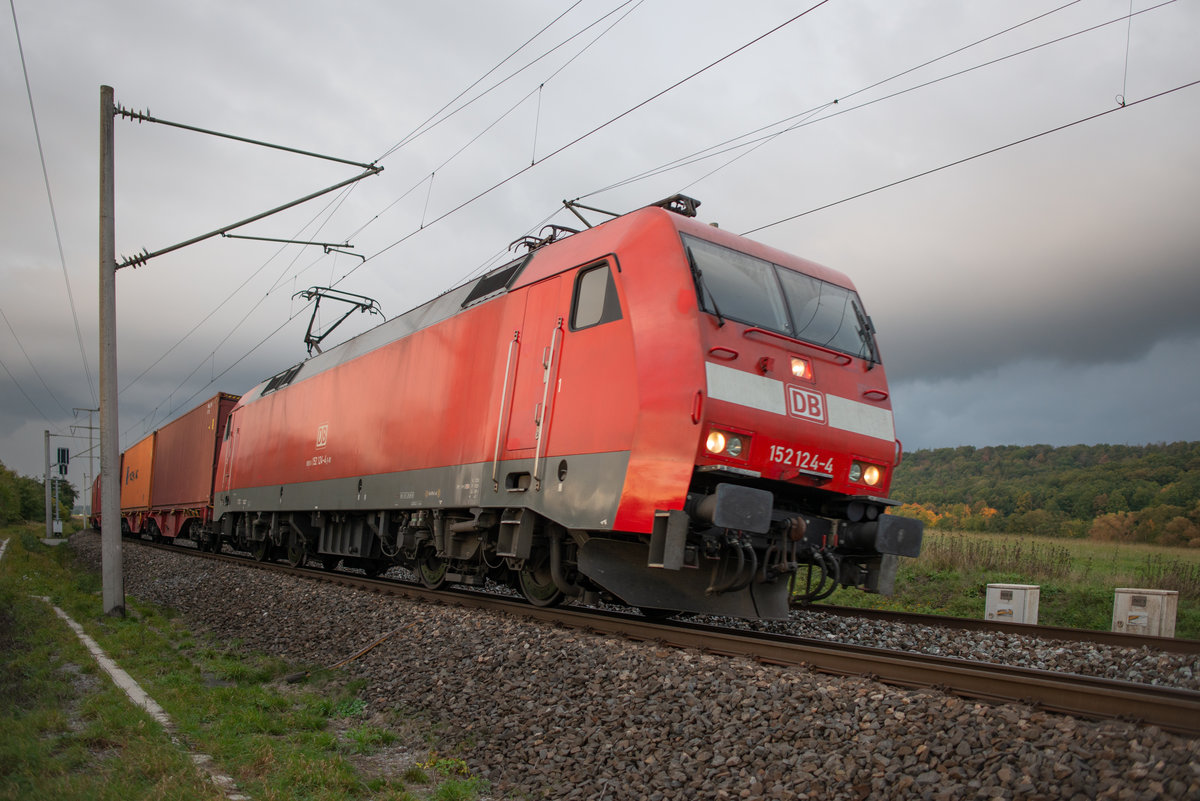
[{"x1": 71, "y1": 533, "x2": 1200, "y2": 800}]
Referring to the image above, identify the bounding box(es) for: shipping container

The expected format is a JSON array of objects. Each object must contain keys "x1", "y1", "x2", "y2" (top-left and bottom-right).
[
  {"x1": 88, "y1": 475, "x2": 101, "y2": 528},
  {"x1": 151, "y1": 393, "x2": 240, "y2": 508},
  {"x1": 120, "y1": 434, "x2": 155, "y2": 512}
]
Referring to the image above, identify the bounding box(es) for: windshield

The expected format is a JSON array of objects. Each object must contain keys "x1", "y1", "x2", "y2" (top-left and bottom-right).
[{"x1": 684, "y1": 234, "x2": 878, "y2": 362}]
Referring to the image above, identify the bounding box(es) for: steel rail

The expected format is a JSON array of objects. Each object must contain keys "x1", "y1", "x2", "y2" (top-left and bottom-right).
[
  {"x1": 805, "y1": 603, "x2": 1200, "y2": 655},
  {"x1": 130, "y1": 538, "x2": 1200, "y2": 737}
]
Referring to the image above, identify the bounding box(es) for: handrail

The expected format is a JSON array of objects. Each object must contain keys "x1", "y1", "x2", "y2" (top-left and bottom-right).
[
  {"x1": 532, "y1": 318, "x2": 564, "y2": 491},
  {"x1": 491, "y1": 332, "x2": 520, "y2": 490}
]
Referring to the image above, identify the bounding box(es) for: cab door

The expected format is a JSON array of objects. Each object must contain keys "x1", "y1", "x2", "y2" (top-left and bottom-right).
[{"x1": 503, "y1": 276, "x2": 566, "y2": 476}]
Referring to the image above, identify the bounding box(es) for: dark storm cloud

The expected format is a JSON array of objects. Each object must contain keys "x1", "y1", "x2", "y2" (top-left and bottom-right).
[
  {"x1": 883, "y1": 244, "x2": 1200, "y2": 382},
  {"x1": 891, "y1": 335, "x2": 1200, "y2": 449}
]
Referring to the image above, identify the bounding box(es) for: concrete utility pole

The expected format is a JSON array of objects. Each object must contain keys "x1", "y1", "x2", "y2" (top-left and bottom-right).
[{"x1": 99, "y1": 85, "x2": 123, "y2": 617}]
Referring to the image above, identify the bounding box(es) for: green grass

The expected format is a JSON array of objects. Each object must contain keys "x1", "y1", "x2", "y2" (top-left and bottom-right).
[
  {"x1": 0, "y1": 524, "x2": 490, "y2": 801},
  {"x1": 824, "y1": 529, "x2": 1200, "y2": 637}
]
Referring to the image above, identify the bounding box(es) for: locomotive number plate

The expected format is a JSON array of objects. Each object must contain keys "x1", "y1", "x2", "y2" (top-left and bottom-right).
[{"x1": 767, "y1": 445, "x2": 834, "y2": 474}]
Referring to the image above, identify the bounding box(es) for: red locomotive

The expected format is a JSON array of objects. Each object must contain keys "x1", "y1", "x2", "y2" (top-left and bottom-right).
[{"x1": 103, "y1": 195, "x2": 923, "y2": 619}]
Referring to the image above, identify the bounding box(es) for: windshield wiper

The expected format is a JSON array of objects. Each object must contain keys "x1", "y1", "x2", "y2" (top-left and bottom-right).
[
  {"x1": 852, "y1": 301, "x2": 878, "y2": 369},
  {"x1": 687, "y1": 248, "x2": 725, "y2": 327}
]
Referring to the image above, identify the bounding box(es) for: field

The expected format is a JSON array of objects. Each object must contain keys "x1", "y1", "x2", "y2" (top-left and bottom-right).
[{"x1": 826, "y1": 529, "x2": 1200, "y2": 638}]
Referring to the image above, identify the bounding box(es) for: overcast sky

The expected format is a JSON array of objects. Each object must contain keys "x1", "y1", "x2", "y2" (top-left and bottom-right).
[{"x1": 2, "y1": 0, "x2": 1198, "y2": 491}]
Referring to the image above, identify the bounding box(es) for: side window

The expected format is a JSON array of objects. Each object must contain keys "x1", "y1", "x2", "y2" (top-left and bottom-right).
[{"x1": 570, "y1": 262, "x2": 622, "y2": 330}]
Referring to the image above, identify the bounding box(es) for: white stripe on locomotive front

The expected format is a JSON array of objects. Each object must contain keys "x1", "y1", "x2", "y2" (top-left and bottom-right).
[{"x1": 705, "y1": 362, "x2": 895, "y2": 442}]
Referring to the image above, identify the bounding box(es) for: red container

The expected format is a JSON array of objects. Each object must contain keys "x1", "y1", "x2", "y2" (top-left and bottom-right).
[
  {"x1": 88, "y1": 475, "x2": 101, "y2": 529},
  {"x1": 150, "y1": 393, "x2": 239, "y2": 509}
]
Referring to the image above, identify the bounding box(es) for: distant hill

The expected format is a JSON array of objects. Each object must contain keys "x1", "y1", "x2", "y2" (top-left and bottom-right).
[{"x1": 889, "y1": 442, "x2": 1200, "y2": 545}]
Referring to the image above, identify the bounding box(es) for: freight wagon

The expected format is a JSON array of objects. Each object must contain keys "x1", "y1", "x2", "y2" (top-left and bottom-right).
[{"x1": 93, "y1": 393, "x2": 239, "y2": 548}]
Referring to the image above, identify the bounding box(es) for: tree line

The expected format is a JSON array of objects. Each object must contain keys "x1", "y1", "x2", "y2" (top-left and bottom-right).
[
  {"x1": 0, "y1": 460, "x2": 77, "y2": 526},
  {"x1": 890, "y1": 442, "x2": 1200, "y2": 546}
]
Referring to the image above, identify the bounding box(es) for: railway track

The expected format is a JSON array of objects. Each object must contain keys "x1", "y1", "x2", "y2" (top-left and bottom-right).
[
  {"x1": 804, "y1": 603, "x2": 1200, "y2": 655},
  {"x1": 134, "y1": 537, "x2": 1200, "y2": 737}
]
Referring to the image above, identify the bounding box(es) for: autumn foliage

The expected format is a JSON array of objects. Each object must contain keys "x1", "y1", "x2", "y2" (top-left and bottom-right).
[{"x1": 890, "y1": 442, "x2": 1200, "y2": 546}]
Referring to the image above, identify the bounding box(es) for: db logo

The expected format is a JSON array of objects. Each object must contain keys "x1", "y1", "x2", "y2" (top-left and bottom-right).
[
  {"x1": 787, "y1": 386, "x2": 827, "y2": 424},
  {"x1": 315, "y1": 424, "x2": 329, "y2": 449}
]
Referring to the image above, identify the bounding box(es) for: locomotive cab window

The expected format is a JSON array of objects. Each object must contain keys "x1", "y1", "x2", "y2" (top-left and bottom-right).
[
  {"x1": 571, "y1": 262, "x2": 622, "y2": 330},
  {"x1": 683, "y1": 234, "x2": 879, "y2": 363}
]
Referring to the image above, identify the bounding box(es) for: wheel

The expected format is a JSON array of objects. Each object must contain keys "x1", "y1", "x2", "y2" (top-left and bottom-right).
[
  {"x1": 517, "y1": 554, "x2": 564, "y2": 608},
  {"x1": 285, "y1": 530, "x2": 306, "y2": 568},
  {"x1": 321, "y1": 555, "x2": 340, "y2": 572},
  {"x1": 199, "y1": 527, "x2": 219, "y2": 553},
  {"x1": 417, "y1": 546, "x2": 447, "y2": 589},
  {"x1": 252, "y1": 538, "x2": 271, "y2": 562}
]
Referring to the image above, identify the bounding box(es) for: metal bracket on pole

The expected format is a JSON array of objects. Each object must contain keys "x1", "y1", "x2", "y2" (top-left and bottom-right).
[
  {"x1": 110, "y1": 102, "x2": 382, "y2": 271},
  {"x1": 116, "y1": 164, "x2": 382, "y2": 270},
  {"x1": 220, "y1": 233, "x2": 366, "y2": 263}
]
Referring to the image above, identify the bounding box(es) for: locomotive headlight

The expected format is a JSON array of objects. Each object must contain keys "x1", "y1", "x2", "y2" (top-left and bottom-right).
[
  {"x1": 849, "y1": 461, "x2": 883, "y2": 486},
  {"x1": 791, "y1": 356, "x2": 813, "y2": 380},
  {"x1": 705, "y1": 429, "x2": 749, "y2": 459}
]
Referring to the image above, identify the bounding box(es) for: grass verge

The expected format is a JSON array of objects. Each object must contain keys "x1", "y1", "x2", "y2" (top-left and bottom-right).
[
  {"x1": 825, "y1": 529, "x2": 1200, "y2": 637},
  {"x1": 0, "y1": 524, "x2": 490, "y2": 801}
]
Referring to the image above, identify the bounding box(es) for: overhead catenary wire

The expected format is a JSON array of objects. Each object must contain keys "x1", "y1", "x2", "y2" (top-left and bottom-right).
[
  {"x1": 8, "y1": 0, "x2": 96, "y2": 407},
  {"x1": 347, "y1": 0, "x2": 647, "y2": 245},
  {"x1": 0, "y1": 306, "x2": 71, "y2": 421},
  {"x1": 351, "y1": 0, "x2": 1111, "y2": 288},
  {"x1": 333, "y1": 0, "x2": 833, "y2": 289},
  {"x1": 574, "y1": 0, "x2": 1160, "y2": 204},
  {"x1": 740, "y1": 78, "x2": 1200, "y2": 237},
  {"x1": 374, "y1": 0, "x2": 625, "y2": 163},
  {"x1": 0, "y1": 351, "x2": 57, "y2": 429}
]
